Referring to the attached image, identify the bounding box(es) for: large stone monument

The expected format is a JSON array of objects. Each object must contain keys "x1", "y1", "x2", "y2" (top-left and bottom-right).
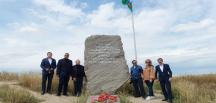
[{"x1": 85, "y1": 35, "x2": 129, "y2": 95}]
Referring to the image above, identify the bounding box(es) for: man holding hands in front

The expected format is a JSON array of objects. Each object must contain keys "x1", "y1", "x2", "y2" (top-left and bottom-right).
[{"x1": 40, "y1": 52, "x2": 56, "y2": 95}]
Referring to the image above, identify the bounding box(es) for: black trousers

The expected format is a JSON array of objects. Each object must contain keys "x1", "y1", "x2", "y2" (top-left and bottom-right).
[
  {"x1": 74, "y1": 78, "x2": 83, "y2": 96},
  {"x1": 42, "y1": 73, "x2": 53, "y2": 93},
  {"x1": 145, "y1": 80, "x2": 154, "y2": 96},
  {"x1": 132, "y1": 78, "x2": 145, "y2": 97},
  {"x1": 57, "y1": 75, "x2": 70, "y2": 95},
  {"x1": 160, "y1": 79, "x2": 172, "y2": 101}
]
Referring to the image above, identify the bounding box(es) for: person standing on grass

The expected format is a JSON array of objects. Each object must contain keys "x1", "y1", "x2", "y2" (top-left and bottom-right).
[
  {"x1": 143, "y1": 59, "x2": 155, "y2": 100},
  {"x1": 72, "y1": 59, "x2": 87, "y2": 97},
  {"x1": 40, "y1": 52, "x2": 56, "y2": 95},
  {"x1": 130, "y1": 60, "x2": 145, "y2": 98},
  {"x1": 155, "y1": 58, "x2": 173, "y2": 103},
  {"x1": 56, "y1": 53, "x2": 73, "y2": 96}
]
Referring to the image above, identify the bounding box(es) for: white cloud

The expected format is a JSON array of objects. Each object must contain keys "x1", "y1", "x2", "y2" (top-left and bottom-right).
[
  {"x1": 0, "y1": 0, "x2": 216, "y2": 74},
  {"x1": 171, "y1": 19, "x2": 215, "y2": 32},
  {"x1": 33, "y1": 0, "x2": 84, "y2": 17},
  {"x1": 6, "y1": 22, "x2": 41, "y2": 33},
  {"x1": 18, "y1": 26, "x2": 39, "y2": 32}
]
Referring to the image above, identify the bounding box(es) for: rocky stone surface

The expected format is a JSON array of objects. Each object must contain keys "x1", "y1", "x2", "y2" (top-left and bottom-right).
[{"x1": 85, "y1": 35, "x2": 129, "y2": 95}]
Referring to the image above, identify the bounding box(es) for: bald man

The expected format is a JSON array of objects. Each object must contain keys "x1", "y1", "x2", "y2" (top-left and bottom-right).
[{"x1": 72, "y1": 59, "x2": 86, "y2": 97}]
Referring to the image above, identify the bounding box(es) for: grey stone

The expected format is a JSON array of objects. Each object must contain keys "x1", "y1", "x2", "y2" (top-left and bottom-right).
[{"x1": 85, "y1": 35, "x2": 129, "y2": 95}]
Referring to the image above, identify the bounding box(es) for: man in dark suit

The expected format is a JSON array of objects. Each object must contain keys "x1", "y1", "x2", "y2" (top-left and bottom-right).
[
  {"x1": 155, "y1": 58, "x2": 173, "y2": 103},
  {"x1": 72, "y1": 59, "x2": 87, "y2": 97},
  {"x1": 40, "y1": 52, "x2": 56, "y2": 95},
  {"x1": 56, "y1": 53, "x2": 73, "y2": 96}
]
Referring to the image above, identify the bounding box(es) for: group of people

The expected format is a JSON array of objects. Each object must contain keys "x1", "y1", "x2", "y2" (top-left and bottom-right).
[
  {"x1": 130, "y1": 58, "x2": 173, "y2": 103},
  {"x1": 40, "y1": 52, "x2": 86, "y2": 97},
  {"x1": 40, "y1": 52, "x2": 173, "y2": 103}
]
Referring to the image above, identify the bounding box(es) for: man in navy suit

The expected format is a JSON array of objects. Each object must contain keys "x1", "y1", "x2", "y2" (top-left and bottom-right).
[
  {"x1": 155, "y1": 58, "x2": 173, "y2": 103},
  {"x1": 40, "y1": 52, "x2": 56, "y2": 95}
]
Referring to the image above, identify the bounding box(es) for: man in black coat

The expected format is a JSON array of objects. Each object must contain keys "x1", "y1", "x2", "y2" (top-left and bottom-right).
[
  {"x1": 72, "y1": 59, "x2": 87, "y2": 97},
  {"x1": 56, "y1": 53, "x2": 73, "y2": 96},
  {"x1": 155, "y1": 58, "x2": 173, "y2": 103},
  {"x1": 40, "y1": 52, "x2": 56, "y2": 95}
]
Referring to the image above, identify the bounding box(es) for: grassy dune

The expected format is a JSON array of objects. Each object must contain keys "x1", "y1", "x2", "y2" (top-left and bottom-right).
[
  {"x1": 0, "y1": 85, "x2": 41, "y2": 103},
  {"x1": 0, "y1": 72, "x2": 216, "y2": 103},
  {"x1": 18, "y1": 73, "x2": 88, "y2": 103}
]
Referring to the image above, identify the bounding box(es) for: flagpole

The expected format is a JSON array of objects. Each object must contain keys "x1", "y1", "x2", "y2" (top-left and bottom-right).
[{"x1": 131, "y1": 11, "x2": 137, "y2": 60}]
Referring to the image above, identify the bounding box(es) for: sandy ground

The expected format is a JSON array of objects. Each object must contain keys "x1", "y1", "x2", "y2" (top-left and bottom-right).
[
  {"x1": 0, "y1": 81, "x2": 167, "y2": 103},
  {"x1": 128, "y1": 94, "x2": 167, "y2": 103},
  {"x1": 0, "y1": 81, "x2": 78, "y2": 103}
]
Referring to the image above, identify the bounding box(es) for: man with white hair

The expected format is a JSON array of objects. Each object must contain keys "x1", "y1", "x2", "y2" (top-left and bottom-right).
[{"x1": 72, "y1": 59, "x2": 87, "y2": 97}]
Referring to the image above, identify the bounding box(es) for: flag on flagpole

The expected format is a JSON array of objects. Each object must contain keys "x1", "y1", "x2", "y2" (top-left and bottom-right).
[
  {"x1": 122, "y1": 0, "x2": 137, "y2": 60},
  {"x1": 122, "y1": 0, "x2": 133, "y2": 12}
]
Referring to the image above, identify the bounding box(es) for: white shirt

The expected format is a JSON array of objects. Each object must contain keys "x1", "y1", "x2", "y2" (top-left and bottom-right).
[
  {"x1": 48, "y1": 58, "x2": 52, "y2": 65},
  {"x1": 159, "y1": 65, "x2": 164, "y2": 72}
]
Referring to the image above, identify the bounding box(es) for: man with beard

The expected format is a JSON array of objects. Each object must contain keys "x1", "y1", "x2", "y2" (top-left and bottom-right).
[{"x1": 56, "y1": 53, "x2": 73, "y2": 96}]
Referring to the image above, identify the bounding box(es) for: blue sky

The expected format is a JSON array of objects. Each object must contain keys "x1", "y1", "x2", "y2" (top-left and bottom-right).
[{"x1": 0, "y1": 0, "x2": 216, "y2": 75}]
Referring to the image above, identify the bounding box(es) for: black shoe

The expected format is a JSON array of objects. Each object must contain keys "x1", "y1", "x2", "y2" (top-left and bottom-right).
[
  {"x1": 63, "y1": 94, "x2": 69, "y2": 96},
  {"x1": 134, "y1": 95, "x2": 141, "y2": 98},
  {"x1": 162, "y1": 99, "x2": 168, "y2": 101},
  {"x1": 41, "y1": 92, "x2": 45, "y2": 95}
]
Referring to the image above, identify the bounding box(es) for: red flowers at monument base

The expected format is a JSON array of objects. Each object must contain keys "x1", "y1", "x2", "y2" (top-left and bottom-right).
[{"x1": 91, "y1": 92, "x2": 119, "y2": 103}]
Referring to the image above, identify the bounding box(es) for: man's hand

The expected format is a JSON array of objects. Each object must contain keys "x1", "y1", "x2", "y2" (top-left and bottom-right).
[
  {"x1": 73, "y1": 78, "x2": 76, "y2": 81},
  {"x1": 169, "y1": 78, "x2": 172, "y2": 82},
  {"x1": 50, "y1": 68, "x2": 53, "y2": 70}
]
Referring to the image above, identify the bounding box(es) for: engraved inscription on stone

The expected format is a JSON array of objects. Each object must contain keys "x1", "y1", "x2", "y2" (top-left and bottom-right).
[{"x1": 87, "y1": 44, "x2": 121, "y2": 64}]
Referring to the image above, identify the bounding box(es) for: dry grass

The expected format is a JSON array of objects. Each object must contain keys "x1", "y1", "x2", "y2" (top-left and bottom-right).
[
  {"x1": 0, "y1": 72, "x2": 19, "y2": 81},
  {"x1": 172, "y1": 74, "x2": 216, "y2": 103},
  {"x1": 1, "y1": 72, "x2": 216, "y2": 103},
  {"x1": 19, "y1": 73, "x2": 75, "y2": 95},
  {"x1": 116, "y1": 74, "x2": 216, "y2": 103},
  {"x1": 0, "y1": 85, "x2": 41, "y2": 103}
]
